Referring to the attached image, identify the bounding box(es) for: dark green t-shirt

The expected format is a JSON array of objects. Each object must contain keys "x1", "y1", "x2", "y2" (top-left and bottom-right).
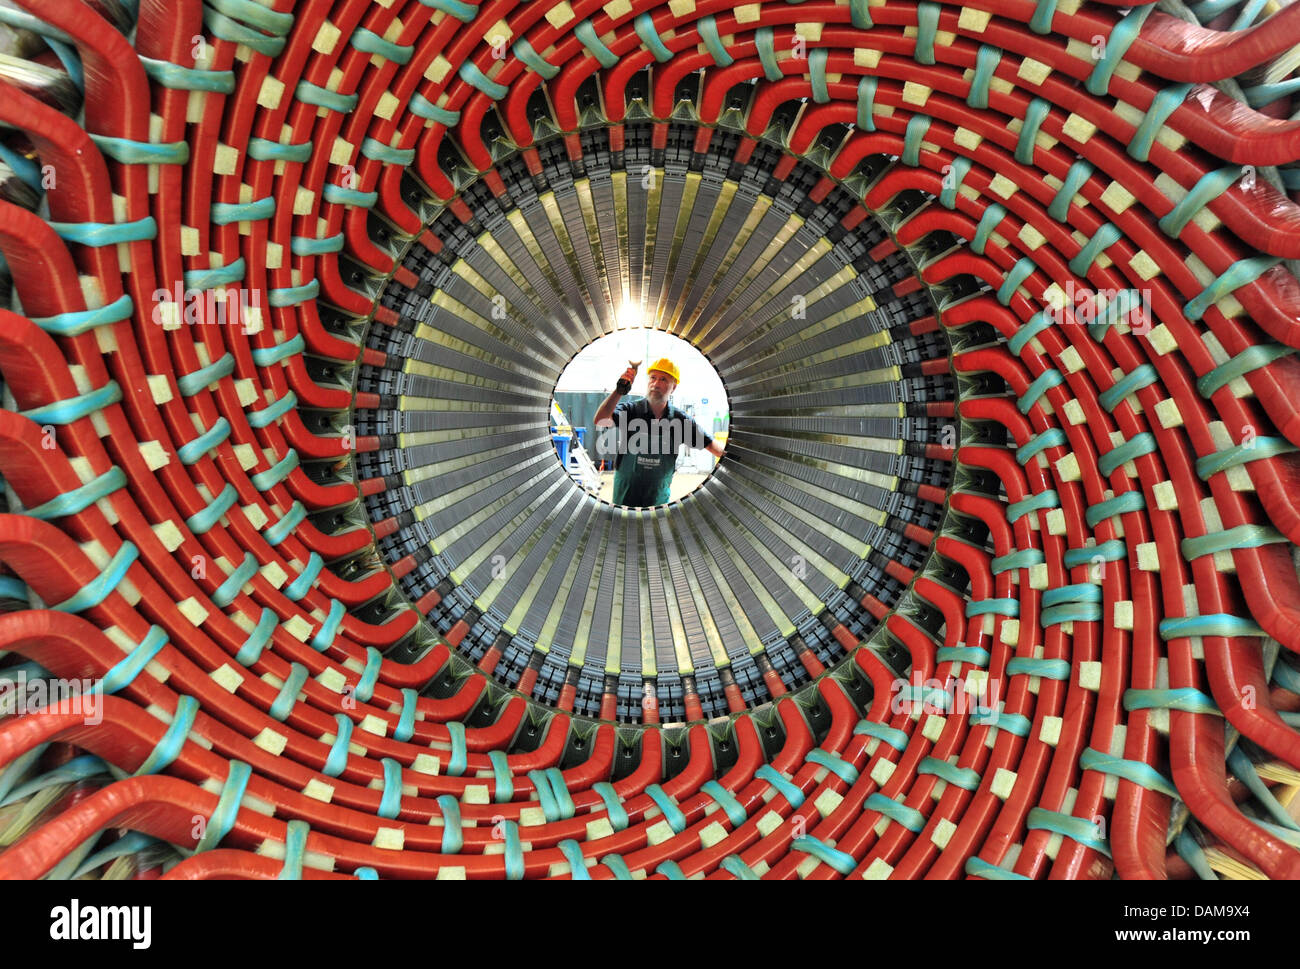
[{"x1": 610, "y1": 397, "x2": 713, "y2": 507}]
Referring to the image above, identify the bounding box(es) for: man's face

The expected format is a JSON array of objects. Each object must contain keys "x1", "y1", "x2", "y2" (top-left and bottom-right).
[{"x1": 647, "y1": 369, "x2": 676, "y2": 402}]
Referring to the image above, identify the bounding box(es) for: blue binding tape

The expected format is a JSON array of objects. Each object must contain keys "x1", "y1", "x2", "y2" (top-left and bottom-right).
[
  {"x1": 489, "y1": 749, "x2": 514, "y2": 803},
  {"x1": 311, "y1": 598, "x2": 346, "y2": 652},
  {"x1": 755, "y1": 763, "x2": 805, "y2": 808},
  {"x1": 134, "y1": 695, "x2": 199, "y2": 775},
  {"x1": 53, "y1": 541, "x2": 138, "y2": 612},
  {"x1": 236, "y1": 608, "x2": 277, "y2": 666},
  {"x1": 194, "y1": 760, "x2": 252, "y2": 852},
  {"x1": 445, "y1": 721, "x2": 468, "y2": 776},
  {"x1": 645, "y1": 783, "x2": 687, "y2": 834},
  {"x1": 558, "y1": 840, "x2": 591, "y2": 879},
  {"x1": 25, "y1": 466, "x2": 126, "y2": 520},
  {"x1": 437, "y1": 794, "x2": 463, "y2": 853},
  {"x1": 354, "y1": 647, "x2": 383, "y2": 703},
  {"x1": 265, "y1": 501, "x2": 307, "y2": 546},
  {"x1": 212, "y1": 552, "x2": 258, "y2": 608},
  {"x1": 269, "y1": 663, "x2": 308, "y2": 721},
  {"x1": 101, "y1": 626, "x2": 168, "y2": 694},
  {"x1": 593, "y1": 781, "x2": 629, "y2": 831},
  {"x1": 864, "y1": 793, "x2": 925, "y2": 832},
  {"x1": 277, "y1": 820, "x2": 309, "y2": 880},
  {"x1": 394, "y1": 689, "x2": 418, "y2": 744},
  {"x1": 378, "y1": 758, "x2": 403, "y2": 819},
  {"x1": 324, "y1": 713, "x2": 354, "y2": 777}
]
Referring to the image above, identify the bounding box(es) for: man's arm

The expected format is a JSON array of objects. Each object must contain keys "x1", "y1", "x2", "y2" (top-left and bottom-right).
[
  {"x1": 594, "y1": 362, "x2": 639, "y2": 427},
  {"x1": 706, "y1": 439, "x2": 725, "y2": 459}
]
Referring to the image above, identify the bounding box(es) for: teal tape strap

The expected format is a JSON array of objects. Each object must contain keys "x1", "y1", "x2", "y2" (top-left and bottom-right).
[
  {"x1": 377, "y1": 758, "x2": 403, "y2": 820},
  {"x1": 1008, "y1": 310, "x2": 1054, "y2": 357},
  {"x1": 1124, "y1": 687, "x2": 1220, "y2": 715},
  {"x1": 49, "y1": 216, "x2": 157, "y2": 246},
  {"x1": 856, "y1": 76, "x2": 878, "y2": 132},
  {"x1": 1015, "y1": 98, "x2": 1050, "y2": 165},
  {"x1": 134, "y1": 695, "x2": 199, "y2": 775},
  {"x1": 88, "y1": 132, "x2": 189, "y2": 165},
  {"x1": 101, "y1": 625, "x2": 168, "y2": 694},
  {"x1": 284, "y1": 551, "x2": 323, "y2": 601},
  {"x1": 0, "y1": 755, "x2": 106, "y2": 807},
  {"x1": 721, "y1": 855, "x2": 761, "y2": 880},
  {"x1": 1226, "y1": 748, "x2": 1299, "y2": 830},
  {"x1": 992, "y1": 549, "x2": 1045, "y2": 574},
  {"x1": 1087, "y1": 5, "x2": 1153, "y2": 96},
  {"x1": 354, "y1": 647, "x2": 383, "y2": 703},
  {"x1": 1016, "y1": 369, "x2": 1063, "y2": 414},
  {"x1": 409, "y1": 93, "x2": 462, "y2": 126},
  {"x1": 177, "y1": 352, "x2": 235, "y2": 396},
  {"x1": 645, "y1": 783, "x2": 687, "y2": 834},
  {"x1": 755, "y1": 26, "x2": 782, "y2": 81},
  {"x1": 178, "y1": 417, "x2": 230, "y2": 465},
  {"x1": 1185, "y1": 255, "x2": 1283, "y2": 321},
  {"x1": 593, "y1": 781, "x2": 629, "y2": 831},
  {"x1": 323, "y1": 713, "x2": 353, "y2": 777},
  {"x1": 1030, "y1": 0, "x2": 1058, "y2": 32},
  {"x1": 917, "y1": 756, "x2": 980, "y2": 790},
  {"x1": 420, "y1": 0, "x2": 477, "y2": 22},
  {"x1": 322, "y1": 183, "x2": 379, "y2": 208},
  {"x1": 1195, "y1": 437, "x2": 1295, "y2": 480},
  {"x1": 971, "y1": 709, "x2": 1031, "y2": 736},
  {"x1": 361, "y1": 138, "x2": 416, "y2": 166},
  {"x1": 546, "y1": 767, "x2": 576, "y2": 820},
  {"x1": 235, "y1": 608, "x2": 277, "y2": 666},
  {"x1": 489, "y1": 749, "x2": 514, "y2": 803},
  {"x1": 940, "y1": 156, "x2": 971, "y2": 210},
  {"x1": 899, "y1": 684, "x2": 952, "y2": 711},
  {"x1": 446, "y1": 721, "x2": 468, "y2": 776},
  {"x1": 295, "y1": 80, "x2": 359, "y2": 114},
  {"x1": 0, "y1": 577, "x2": 26, "y2": 601},
  {"x1": 602, "y1": 853, "x2": 634, "y2": 880},
  {"x1": 697, "y1": 16, "x2": 733, "y2": 67},
  {"x1": 194, "y1": 760, "x2": 252, "y2": 852},
  {"x1": 53, "y1": 541, "x2": 138, "y2": 612},
  {"x1": 1100, "y1": 364, "x2": 1158, "y2": 412},
  {"x1": 936, "y1": 645, "x2": 991, "y2": 667},
  {"x1": 311, "y1": 598, "x2": 346, "y2": 652},
  {"x1": 1041, "y1": 602, "x2": 1102, "y2": 626},
  {"x1": 1088, "y1": 288, "x2": 1146, "y2": 341},
  {"x1": 1159, "y1": 167, "x2": 1239, "y2": 238},
  {"x1": 864, "y1": 793, "x2": 925, "y2": 832},
  {"x1": 701, "y1": 780, "x2": 746, "y2": 827},
  {"x1": 251, "y1": 449, "x2": 299, "y2": 491},
  {"x1": 513, "y1": 37, "x2": 559, "y2": 79},
  {"x1": 1243, "y1": 77, "x2": 1300, "y2": 108},
  {"x1": 1198, "y1": 344, "x2": 1294, "y2": 398},
  {"x1": 202, "y1": 6, "x2": 286, "y2": 56},
  {"x1": 809, "y1": 48, "x2": 830, "y2": 104},
  {"x1": 854, "y1": 719, "x2": 910, "y2": 751},
  {"x1": 559, "y1": 840, "x2": 591, "y2": 879},
  {"x1": 790, "y1": 835, "x2": 857, "y2": 875},
  {"x1": 139, "y1": 56, "x2": 235, "y2": 93},
  {"x1": 458, "y1": 62, "x2": 509, "y2": 100},
  {"x1": 247, "y1": 137, "x2": 312, "y2": 163},
  {"x1": 0, "y1": 142, "x2": 42, "y2": 191},
  {"x1": 437, "y1": 795, "x2": 463, "y2": 853},
  {"x1": 208, "y1": 0, "x2": 294, "y2": 34},
  {"x1": 1026, "y1": 807, "x2": 1110, "y2": 855},
  {"x1": 575, "y1": 19, "x2": 620, "y2": 67},
  {"x1": 1129, "y1": 84, "x2": 1192, "y2": 163},
  {"x1": 355, "y1": 867, "x2": 379, "y2": 880},
  {"x1": 972, "y1": 203, "x2": 1007, "y2": 255},
  {"x1": 1085, "y1": 490, "x2": 1145, "y2": 527},
  {"x1": 1080, "y1": 748, "x2": 1178, "y2": 798},
  {"x1": 277, "y1": 820, "x2": 309, "y2": 880},
  {"x1": 1159, "y1": 613, "x2": 1266, "y2": 640},
  {"x1": 265, "y1": 501, "x2": 307, "y2": 546},
  {"x1": 1069, "y1": 222, "x2": 1122, "y2": 276},
  {"x1": 997, "y1": 257, "x2": 1037, "y2": 305},
  {"x1": 31, "y1": 294, "x2": 134, "y2": 337},
  {"x1": 1099, "y1": 432, "x2": 1156, "y2": 476},
  {"x1": 524, "y1": 771, "x2": 557, "y2": 820},
  {"x1": 1270, "y1": 661, "x2": 1300, "y2": 694},
  {"x1": 1064, "y1": 539, "x2": 1126, "y2": 566},
  {"x1": 806, "y1": 749, "x2": 860, "y2": 786},
  {"x1": 210, "y1": 198, "x2": 274, "y2": 225},
  {"x1": 850, "y1": 0, "x2": 874, "y2": 27},
  {"x1": 1006, "y1": 489, "x2": 1058, "y2": 523},
  {"x1": 965, "y1": 598, "x2": 1019, "y2": 618},
  {"x1": 503, "y1": 819, "x2": 524, "y2": 880},
  {"x1": 269, "y1": 662, "x2": 308, "y2": 722},
  {"x1": 967, "y1": 45, "x2": 1001, "y2": 110},
  {"x1": 25, "y1": 466, "x2": 125, "y2": 520},
  {"x1": 212, "y1": 552, "x2": 258, "y2": 608},
  {"x1": 756, "y1": 763, "x2": 805, "y2": 808},
  {"x1": 268, "y1": 280, "x2": 320, "y2": 307},
  {"x1": 247, "y1": 390, "x2": 297, "y2": 429},
  {"x1": 902, "y1": 114, "x2": 930, "y2": 167},
  {"x1": 393, "y1": 689, "x2": 418, "y2": 744},
  {"x1": 291, "y1": 234, "x2": 345, "y2": 256},
  {"x1": 1174, "y1": 829, "x2": 1218, "y2": 881},
  {"x1": 966, "y1": 856, "x2": 1030, "y2": 880},
  {"x1": 351, "y1": 27, "x2": 413, "y2": 64},
  {"x1": 74, "y1": 832, "x2": 160, "y2": 878},
  {"x1": 1049, "y1": 159, "x2": 1094, "y2": 221},
  {"x1": 1013, "y1": 429, "x2": 1066, "y2": 463},
  {"x1": 635, "y1": 13, "x2": 673, "y2": 62},
  {"x1": 183, "y1": 258, "x2": 246, "y2": 290},
  {"x1": 1006, "y1": 657, "x2": 1071, "y2": 681},
  {"x1": 914, "y1": 2, "x2": 940, "y2": 64}
]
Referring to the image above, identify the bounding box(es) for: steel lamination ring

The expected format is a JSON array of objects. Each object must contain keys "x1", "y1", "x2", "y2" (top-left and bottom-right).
[{"x1": 0, "y1": 0, "x2": 1298, "y2": 881}]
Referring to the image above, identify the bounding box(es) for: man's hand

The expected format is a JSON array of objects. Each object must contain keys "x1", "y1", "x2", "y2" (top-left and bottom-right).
[
  {"x1": 615, "y1": 360, "x2": 640, "y2": 395},
  {"x1": 707, "y1": 440, "x2": 725, "y2": 459}
]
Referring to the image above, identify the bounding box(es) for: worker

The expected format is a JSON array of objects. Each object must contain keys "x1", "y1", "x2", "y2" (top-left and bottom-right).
[{"x1": 593, "y1": 357, "x2": 725, "y2": 507}]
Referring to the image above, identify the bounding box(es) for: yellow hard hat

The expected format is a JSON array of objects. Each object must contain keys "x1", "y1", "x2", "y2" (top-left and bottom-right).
[{"x1": 647, "y1": 357, "x2": 680, "y2": 386}]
